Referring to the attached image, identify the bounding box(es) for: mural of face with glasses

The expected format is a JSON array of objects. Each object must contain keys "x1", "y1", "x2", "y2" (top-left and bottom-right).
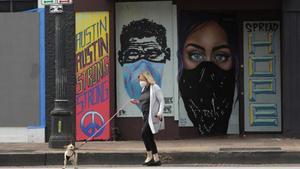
[{"x1": 118, "y1": 19, "x2": 170, "y2": 99}]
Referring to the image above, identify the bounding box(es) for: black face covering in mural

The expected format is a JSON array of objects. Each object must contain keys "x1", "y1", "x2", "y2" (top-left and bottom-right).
[{"x1": 179, "y1": 62, "x2": 235, "y2": 135}]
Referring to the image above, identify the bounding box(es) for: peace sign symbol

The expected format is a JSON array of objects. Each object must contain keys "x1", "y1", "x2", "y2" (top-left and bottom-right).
[{"x1": 80, "y1": 111, "x2": 106, "y2": 137}]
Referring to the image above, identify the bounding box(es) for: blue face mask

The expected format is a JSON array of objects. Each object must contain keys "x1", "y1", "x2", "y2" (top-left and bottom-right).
[{"x1": 122, "y1": 59, "x2": 164, "y2": 99}]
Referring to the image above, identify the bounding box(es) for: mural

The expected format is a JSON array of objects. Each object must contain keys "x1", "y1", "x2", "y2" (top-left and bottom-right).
[
  {"x1": 118, "y1": 18, "x2": 170, "y2": 100},
  {"x1": 243, "y1": 21, "x2": 281, "y2": 132},
  {"x1": 178, "y1": 12, "x2": 239, "y2": 135},
  {"x1": 75, "y1": 12, "x2": 110, "y2": 141},
  {"x1": 116, "y1": 1, "x2": 177, "y2": 117}
]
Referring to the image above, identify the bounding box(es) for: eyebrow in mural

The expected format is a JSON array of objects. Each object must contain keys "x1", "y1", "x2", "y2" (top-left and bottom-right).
[{"x1": 185, "y1": 44, "x2": 231, "y2": 52}]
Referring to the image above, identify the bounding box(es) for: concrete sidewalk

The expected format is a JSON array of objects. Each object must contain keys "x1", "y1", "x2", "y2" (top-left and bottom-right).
[{"x1": 1, "y1": 135, "x2": 300, "y2": 166}]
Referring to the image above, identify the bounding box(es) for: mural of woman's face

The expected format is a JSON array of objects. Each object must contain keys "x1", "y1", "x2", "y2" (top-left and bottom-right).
[
  {"x1": 179, "y1": 21, "x2": 236, "y2": 135},
  {"x1": 183, "y1": 21, "x2": 233, "y2": 71}
]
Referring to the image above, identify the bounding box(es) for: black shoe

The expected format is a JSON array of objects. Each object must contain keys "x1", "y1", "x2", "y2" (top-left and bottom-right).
[
  {"x1": 147, "y1": 160, "x2": 161, "y2": 166},
  {"x1": 142, "y1": 158, "x2": 154, "y2": 165}
]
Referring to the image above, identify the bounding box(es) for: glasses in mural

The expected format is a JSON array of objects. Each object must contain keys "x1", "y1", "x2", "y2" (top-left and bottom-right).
[{"x1": 119, "y1": 47, "x2": 167, "y2": 65}]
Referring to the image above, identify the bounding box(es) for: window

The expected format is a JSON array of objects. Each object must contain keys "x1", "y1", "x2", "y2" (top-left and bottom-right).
[{"x1": 0, "y1": 0, "x2": 37, "y2": 12}]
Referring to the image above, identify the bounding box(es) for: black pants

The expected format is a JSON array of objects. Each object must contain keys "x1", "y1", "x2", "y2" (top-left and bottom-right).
[{"x1": 141, "y1": 121, "x2": 158, "y2": 154}]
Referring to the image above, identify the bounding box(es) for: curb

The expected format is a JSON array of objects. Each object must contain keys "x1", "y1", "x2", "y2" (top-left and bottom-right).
[{"x1": 1, "y1": 151, "x2": 300, "y2": 166}]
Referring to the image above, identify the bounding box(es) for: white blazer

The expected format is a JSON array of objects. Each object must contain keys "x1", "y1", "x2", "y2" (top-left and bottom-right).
[{"x1": 143, "y1": 84, "x2": 165, "y2": 134}]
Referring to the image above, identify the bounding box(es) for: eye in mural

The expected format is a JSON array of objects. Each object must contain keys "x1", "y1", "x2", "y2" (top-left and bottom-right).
[
  {"x1": 118, "y1": 18, "x2": 170, "y2": 100},
  {"x1": 178, "y1": 13, "x2": 239, "y2": 135}
]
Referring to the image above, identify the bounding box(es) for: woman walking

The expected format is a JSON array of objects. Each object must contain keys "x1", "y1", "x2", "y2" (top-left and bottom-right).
[{"x1": 130, "y1": 71, "x2": 165, "y2": 166}]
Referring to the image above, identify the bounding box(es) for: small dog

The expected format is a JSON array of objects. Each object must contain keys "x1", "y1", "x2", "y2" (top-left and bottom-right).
[{"x1": 63, "y1": 144, "x2": 78, "y2": 169}]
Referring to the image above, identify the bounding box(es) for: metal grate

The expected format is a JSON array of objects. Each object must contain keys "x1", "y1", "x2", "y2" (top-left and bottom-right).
[{"x1": 220, "y1": 147, "x2": 282, "y2": 152}]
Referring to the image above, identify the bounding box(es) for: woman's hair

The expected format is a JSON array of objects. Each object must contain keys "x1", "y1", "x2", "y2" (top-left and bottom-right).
[{"x1": 140, "y1": 71, "x2": 156, "y2": 85}]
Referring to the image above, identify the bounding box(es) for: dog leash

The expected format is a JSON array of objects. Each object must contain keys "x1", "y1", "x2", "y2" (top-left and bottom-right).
[{"x1": 76, "y1": 100, "x2": 130, "y2": 149}]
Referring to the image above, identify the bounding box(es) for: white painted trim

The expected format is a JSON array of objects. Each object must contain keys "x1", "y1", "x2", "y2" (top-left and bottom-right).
[
  {"x1": 0, "y1": 127, "x2": 45, "y2": 143},
  {"x1": 172, "y1": 4, "x2": 179, "y2": 121},
  {"x1": 38, "y1": 0, "x2": 45, "y2": 8}
]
